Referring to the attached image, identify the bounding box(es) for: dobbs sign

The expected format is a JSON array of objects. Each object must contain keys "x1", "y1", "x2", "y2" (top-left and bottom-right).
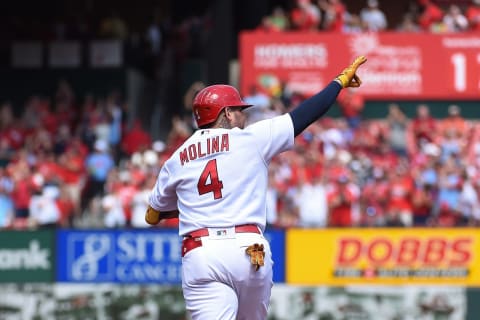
[{"x1": 287, "y1": 229, "x2": 480, "y2": 285}]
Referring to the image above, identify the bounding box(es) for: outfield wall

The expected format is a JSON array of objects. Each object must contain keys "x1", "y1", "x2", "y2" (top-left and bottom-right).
[{"x1": 0, "y1": 228, "x2": 478, "y2": 319}]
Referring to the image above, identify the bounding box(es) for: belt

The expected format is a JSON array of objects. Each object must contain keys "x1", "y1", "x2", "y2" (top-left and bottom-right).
[{"x1": 182, "y1": 224, "x2": 260, "y2": 257}]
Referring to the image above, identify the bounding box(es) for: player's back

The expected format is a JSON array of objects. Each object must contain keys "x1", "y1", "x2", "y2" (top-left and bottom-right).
[
  {"x1": 162, "y1": 114, "x2": 294, "y2": 235},
  {"x1": 167, "y1": 126, "x2": 268, "y2": 235}
]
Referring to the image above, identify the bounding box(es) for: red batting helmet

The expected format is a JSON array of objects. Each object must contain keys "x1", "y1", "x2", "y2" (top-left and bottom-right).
[{"x1": 192, "y1": 84, "x2": 252, "y2": 127}]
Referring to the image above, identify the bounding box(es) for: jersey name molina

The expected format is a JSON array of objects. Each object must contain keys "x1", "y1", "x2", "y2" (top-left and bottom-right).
[{"x1": 179, "y1": 133, "x2": 230, "y2": 165}]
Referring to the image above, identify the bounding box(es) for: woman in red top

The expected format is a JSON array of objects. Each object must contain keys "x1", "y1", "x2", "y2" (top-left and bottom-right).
[
  {"x1": 327, "y1": 174, "x2": 360, "y2": 227},
  {"x1": 386, "y1": 166, "x2": 415, "y2": 226}
]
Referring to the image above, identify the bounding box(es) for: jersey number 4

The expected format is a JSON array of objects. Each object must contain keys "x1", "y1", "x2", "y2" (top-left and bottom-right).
[{"x1": 197, "y1": 159, "x2": 223, "y2": 199}]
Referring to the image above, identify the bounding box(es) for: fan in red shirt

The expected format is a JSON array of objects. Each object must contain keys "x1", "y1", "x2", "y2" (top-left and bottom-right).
[
  {"x1": 336, "y1": 87, "x2": 365, "y2": 130},
  {"x1": 290, "y1": 0, "x2": 321, "y2": 31},
  {"x1": 409, "y1": 104, "x2": 437, "y2": 154},
  {"x1": 360, "y1": 168, "x2": 389, "y2": 227},
  {"x1": 417, "y1": 0, "x2": 444, "y2": 31},
  {"x1": 327, "y1": 174, "x2": 360, "y2": 227},
  {"x1": 350, "y1": 120, "x2": 385, "y2": 156},
  {"x1": 289, "y1": 145, "x2": 323, "y2": 186},
  {"x1": 466, "y1": 0, "x2": 480, "y2": 32},
  {"x1": 114, "y1": 170, "x2": 139, "y2": 225},
  {"x1": 319, "y1": 0, "x2": 346, "y2": 32},
  {"x1": 370, "y1": 140, "x2": 400, "y2": 172},
  {"x1": 121, "y1": 120, "x2": 152, "y2": 156},
  {"x1": 386, "y1": 166, "x2": 415, "y2": 227},
  {"x1": 411, "y1": 183, "x2": 434, "y2": 226},
  {"x1": 58, "y1": 140, "x2": 88, "y2": 184},
  {"x1": 56, "y1": 184, "x2": 76, "y2": 227},
  {"x1": 8, "y1": 158, "x2": 35, "y2": 221},
  {"x1": 56, "y1": 138, "x2": 88, "y2": 216}
]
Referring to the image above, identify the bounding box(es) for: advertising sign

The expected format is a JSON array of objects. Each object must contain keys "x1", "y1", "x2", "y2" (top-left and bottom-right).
[
  {"x1": 287, "y1": 228, "x2": 480, "y2": 286},
  {"x1": 265, "y1": 228, "x2": 286, "y2": 282},
  {"x1": 57, "y1": 228, "x2": 286, "y2": 284},
  {"x1": 0, "y1": 230, "x2": 55, "y2": 283},
  {"x1": 56, "y1": 229, "x2": 182, "y2": 284},
  {"x1": 240, "y1": 32, "x2": 480, "y2": 100}
]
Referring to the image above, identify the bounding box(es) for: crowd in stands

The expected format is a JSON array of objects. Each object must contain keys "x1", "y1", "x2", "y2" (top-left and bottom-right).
[
  {"x1": 257, "y1": 0, "x2": 480, "y2": 33},
  {"x1": 0, "y1": 77, "x2": 479, "y2": 231},
  {"x1": 1, "y1": 1, "x2": 480, "y2": 231},
  {"x1": 242, "y1": 86, "x2": 480, "y2": 229}
]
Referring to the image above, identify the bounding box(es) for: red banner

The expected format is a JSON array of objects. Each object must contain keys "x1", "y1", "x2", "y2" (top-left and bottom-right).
[{"x1": 239, "y1": 31, "x2": 480, "y2": 100}]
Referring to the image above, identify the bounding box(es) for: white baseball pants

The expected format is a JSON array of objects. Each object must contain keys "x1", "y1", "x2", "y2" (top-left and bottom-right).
[{"x1": 182, "y1": 229, "x2": 273, "y2": 320}]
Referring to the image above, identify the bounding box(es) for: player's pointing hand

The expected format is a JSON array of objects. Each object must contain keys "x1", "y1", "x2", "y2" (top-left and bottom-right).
[{"x1": 336, "y1": 56, "x2": 367, "y2": 88}]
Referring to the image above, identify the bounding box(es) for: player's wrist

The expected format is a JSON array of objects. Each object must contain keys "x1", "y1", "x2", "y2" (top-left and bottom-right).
[{"x1": 334, "y1": 77, "x2": 347, "y2": 88}]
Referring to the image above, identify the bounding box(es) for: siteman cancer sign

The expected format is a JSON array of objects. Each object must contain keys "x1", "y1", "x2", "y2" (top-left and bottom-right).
[
  {"x1": 56, "y1": 229, "x2": 183, "y2": 284},
  {"x1": 55, "y1": 229, "x2": 286, "y2": 284},
  {"x1": 287, "y1": 228, "x2": 480, "y2": 286}
]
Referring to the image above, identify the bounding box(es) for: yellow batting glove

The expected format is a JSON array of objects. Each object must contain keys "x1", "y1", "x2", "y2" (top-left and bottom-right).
[
  {"x1": 335, "y1": 56, "x2": 367, "y2": 88},
  {"x1": 145, "y1": 205, "x2": 161, "y2": 225}
]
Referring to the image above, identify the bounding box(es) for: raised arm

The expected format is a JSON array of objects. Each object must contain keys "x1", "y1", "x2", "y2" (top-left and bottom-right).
[{"x1": 289, "y1": 56, "x2": 367, "y2": 136}]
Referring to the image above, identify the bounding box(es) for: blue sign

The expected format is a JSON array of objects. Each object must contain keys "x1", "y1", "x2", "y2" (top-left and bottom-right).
[
  {"x1": 56, "y1": 228, "x2": 286, "y2": 284},
  {"x1": 265, "y1": 229, "x2": 286, "y2": 283},
  {"x1": 57, "y1": 229, "x2": 182, "y2": 284}
]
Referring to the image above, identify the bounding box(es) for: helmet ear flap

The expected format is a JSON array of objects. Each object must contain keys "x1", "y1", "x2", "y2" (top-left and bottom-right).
[{"x1": 193, "y1": 105, "x2": 213, "y2": 127}]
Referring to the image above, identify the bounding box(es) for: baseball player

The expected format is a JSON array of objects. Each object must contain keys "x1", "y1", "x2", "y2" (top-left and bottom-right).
[{"x1": 146, "y1": 56, "x2": 367, "y2": 320}]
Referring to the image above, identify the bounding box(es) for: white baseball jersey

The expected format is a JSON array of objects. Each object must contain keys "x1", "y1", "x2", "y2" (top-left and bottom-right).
[{"x1": 149, "y1": 113, "x2": 294, "y2": 236}]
